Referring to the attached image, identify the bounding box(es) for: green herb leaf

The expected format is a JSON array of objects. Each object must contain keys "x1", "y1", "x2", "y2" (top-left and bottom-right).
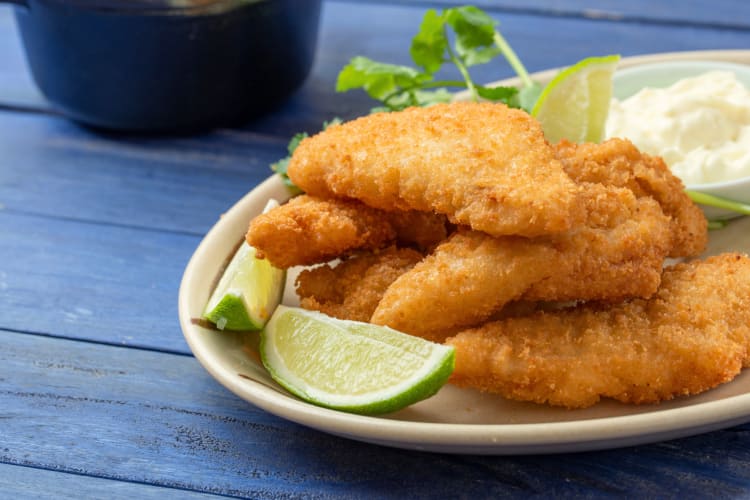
[
  {"x1": 445, "y1": 6, "x2": 500, "y2": 67},
  {"x1": 336, "y1": 56, "x2": 429, "y2": 101},
  {"x1": 462, "y1": 45, "x2": 503, "y2": 67},
  {"x1": 413, "y1": 88, "x2": 455, "y2": 106},
  {"x1": 475, "y1": 84, "x2": 518, "y2": 103},
  {"x1": 368, "y1": 87, "x2": 453, "y2": 113},
  {"x1": 410, "y1": 9, "x2": 448, "y2": 74},
  {"x1": 334, "y1": 5, "x2": 556, "y2": 112},
  {"x1": 445, "y1": 6, "x2": 497, "y2": 48}
]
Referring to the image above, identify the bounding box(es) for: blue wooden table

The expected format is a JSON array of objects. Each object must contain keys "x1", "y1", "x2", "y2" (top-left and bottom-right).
[{"x1": 2, "y1": 1, "x2": 750, "y2": 497}]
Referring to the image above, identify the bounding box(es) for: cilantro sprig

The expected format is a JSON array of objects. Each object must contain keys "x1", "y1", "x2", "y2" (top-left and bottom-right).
[{"x1": 336, "y1": 5, "x2": 541, "y2": 112}]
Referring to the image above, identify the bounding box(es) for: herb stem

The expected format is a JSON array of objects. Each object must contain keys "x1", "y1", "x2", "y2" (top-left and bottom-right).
[
  {"x1": 686, "y1": 190, "x2": 750, "y2": 215},
  {"x1": 422, "y1": 79, "x2": 468, "y2": 88},
  {"x1": 454, "y1": 61, "x2": 478, "y2": 100},
  {"x1": 493, "y1": 31, "x2": 532, "y2": 88},
  {"x1": 444, "y1": 26, "x2": 479, "y2": 101}
]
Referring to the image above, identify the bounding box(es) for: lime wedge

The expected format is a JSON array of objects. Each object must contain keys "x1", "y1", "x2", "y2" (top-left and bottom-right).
[
  {"x1": 203, "y1": 241, "x2": 285, "y2": 331},
  {"x1": 260, "y1": 306, "x2": 455, "y2": 414},
  {"x1": 531, "y1": 54, "x2": 620, "y2": 144}
]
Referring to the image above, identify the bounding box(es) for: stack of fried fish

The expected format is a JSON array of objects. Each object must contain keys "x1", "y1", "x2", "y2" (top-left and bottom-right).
[{"x1": 247, "y1": 101, "x2": 750, "y2": 409}]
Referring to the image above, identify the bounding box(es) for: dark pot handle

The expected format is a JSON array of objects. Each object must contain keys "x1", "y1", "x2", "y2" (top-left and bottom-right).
[{"x1": 0, "y1": 0, "x2": 29, "y2": 6}]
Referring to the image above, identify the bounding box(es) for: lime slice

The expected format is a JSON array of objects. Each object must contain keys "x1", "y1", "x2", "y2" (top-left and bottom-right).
[
  {"x1": 531, "y1": 54, "x2": 620, "y2": 144},
  {"x1": 260, "y1": 305, "x2": 455, "y2": 414},
  {"x1": 203, "y1": 241, "x2": 286, "y2": 331}
]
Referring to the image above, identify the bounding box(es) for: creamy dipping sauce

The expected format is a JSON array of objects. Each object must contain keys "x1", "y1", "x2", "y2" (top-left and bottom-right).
[{"x1": 605, "y1": 70, "x2": 750, "y2": 186}]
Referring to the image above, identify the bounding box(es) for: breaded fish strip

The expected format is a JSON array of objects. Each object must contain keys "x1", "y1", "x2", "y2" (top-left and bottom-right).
[
  {"x1": 447, "y1": 254, "x2": 750, "y2": 409},
  {"x1": 371, "y1": 187, "x2": 672, "y2": 340},
  {"x1": 295, "y1": 247, "x2": 423, "y2": 322},
  {"x1": 555, "y1": 138, "x2": 707, "y2": 257},
  {"x1": 522, "y1": 188, "x2": 671, "y2": 302},
  {"x1": 369, "y1": 230, "x2": 558, "y2": 342},
  {"x1": 287, "y1": 102, "x2": 579, "y2": 237},
  {"x1": 247, "y1": 194, "x2": 447, "y2": 268}
]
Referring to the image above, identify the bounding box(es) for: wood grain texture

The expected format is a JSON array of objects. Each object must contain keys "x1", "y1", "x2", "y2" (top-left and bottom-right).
[
  {"x1": 0, "y1": 464, "x2": 226, "y2": 499},
  {"x1": 0, "y1": 110, "x2": 284, "y2": 235},
  {"x1": 0, "y1": 211, "x2": 197, "y2": 352},
  {"x1": 346, "y1": 0, "x2": 750, "y2": 29},
  {"x1": 2, "y1": 330, "x2": 750, "y2": 498}
]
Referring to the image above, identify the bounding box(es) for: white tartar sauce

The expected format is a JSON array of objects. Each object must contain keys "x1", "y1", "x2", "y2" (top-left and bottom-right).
[{"x1": 605, "y1": 70, "x2": 750, "y2": 185}]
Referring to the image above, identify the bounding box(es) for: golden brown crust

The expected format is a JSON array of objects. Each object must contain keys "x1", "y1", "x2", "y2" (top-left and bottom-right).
[
  {"x1": 522, "y1": 192, "x2": 671, "y2": 302},
  {"x1": 555, "y1": 138, "x2": 708, "y2": 257},
  {"x1": 288, "y1": 102, "x2": 579, "y2": 237},
  {"x1": 246, "y1": 194, "x2": 447, "y2": 268},
  {"x1": 447, "y1": 254, "x2": 750, "y2": 408},
  {"x1": 370, "y1": 187, "x2": 672, "y2": 340},
  {"x1": 295, "y1": 247, "x2": 423, "y2": 322}
]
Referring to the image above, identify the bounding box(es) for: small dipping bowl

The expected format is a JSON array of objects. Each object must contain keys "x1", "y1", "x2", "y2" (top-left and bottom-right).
[
  {"x1": 611, "y1": 60, "x2": 750, "y2": 220},
  {"x1": 4, "y1": 0, "x2": 322, "y2": 132}
]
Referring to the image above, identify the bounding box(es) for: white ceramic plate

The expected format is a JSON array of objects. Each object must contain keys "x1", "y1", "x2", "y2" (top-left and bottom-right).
[{"x1": 179, "y1": 50, "x2": 750, "y2": 455}]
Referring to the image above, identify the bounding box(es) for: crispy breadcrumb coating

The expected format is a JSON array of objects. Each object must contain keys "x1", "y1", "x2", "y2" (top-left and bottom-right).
[
  {"x1": 287, "y1": 102, "x2": 579, "y2": 237},
  {"x1": 555, "y1": 138, "x2": 707, "y2": 257},
  {"x1": 371, "y1": 188, "x2": 671, "y2": 340},
  {"x1": 447, "y1": 254, "x2": 750, "y2": 408},
  {"x1": 295, "y1": 247, "x2": 423, "y2": 322},
  {"x1": 247, "y1": 194, "x2": 447, "y2": 268}
]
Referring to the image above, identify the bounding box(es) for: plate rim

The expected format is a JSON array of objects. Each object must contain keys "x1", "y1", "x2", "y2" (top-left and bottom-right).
[{"x1": 178, "y1": 49, "x2": 750, "y2": 454}]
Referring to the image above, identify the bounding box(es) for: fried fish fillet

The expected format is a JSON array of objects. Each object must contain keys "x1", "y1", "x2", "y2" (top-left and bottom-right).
[
  {"x1": 295, "y1": 247, "x2": 423, "y2": 322},
  {"x1": 246, "y1": 194, "x2": 448, "y2": 268},
  {"x1": 555, "y1": 138, "x2": 707, "y2": 257},
  {"x1": 370, "y1": 230, "x2": 559, "y2": 342},
  {"x1": 370, "y1": 186, "x2": 672, "y2": 340},
  {"x1": 521, "y1": 188, "x2": 672, "y2": 303},
  {"x1": 447, "y1": 254, "x2": 750, "y2": 409},
  {"x1": 287, "y1": 102, "x2": 579, "y2": 237}
]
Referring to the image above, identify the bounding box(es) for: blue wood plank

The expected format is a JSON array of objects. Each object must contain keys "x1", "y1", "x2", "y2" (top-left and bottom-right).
[
  {"x1": 0, "y1": 211, "x2": 198, "y2": 352},
  {"x1": 0, "y1": 110, "x2": 285, "y2": 235},
  {"x1": 2, "y1": 329, "x2": 750, "y2": 498},
  {"x1": 349, "y1": 0, "x2": 750, "y2": 29},
  {"x1": 0, "y1": 464, "x2": 226, "y2": 500}
]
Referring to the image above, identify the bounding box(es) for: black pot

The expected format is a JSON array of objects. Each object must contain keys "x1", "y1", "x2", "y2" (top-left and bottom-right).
[{"x1": 5, "y1": 0, "x2": 321, "y2": 132}]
